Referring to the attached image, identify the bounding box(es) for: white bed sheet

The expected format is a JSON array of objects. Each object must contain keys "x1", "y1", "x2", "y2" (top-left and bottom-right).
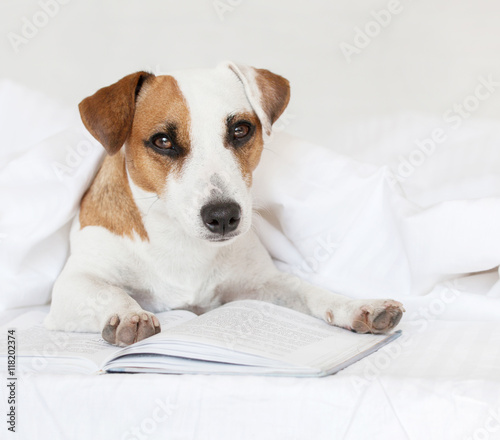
[{"x1": 1, "y1": 307, "x2": 499, "y2": 440}]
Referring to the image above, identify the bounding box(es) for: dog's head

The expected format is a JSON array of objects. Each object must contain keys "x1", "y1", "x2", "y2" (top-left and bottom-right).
[{"x1": 79, "y1": 62, "x2": 289, "y2": 244}]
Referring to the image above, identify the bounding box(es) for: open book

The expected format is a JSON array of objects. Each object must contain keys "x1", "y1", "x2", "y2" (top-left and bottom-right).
[{"x1": 0, "y1": 300, "x2": 401, "y2": 377}]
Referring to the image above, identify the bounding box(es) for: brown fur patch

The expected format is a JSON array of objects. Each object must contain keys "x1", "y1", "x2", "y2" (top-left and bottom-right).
[
  {"x1": 80, "y1": 153, "x2": 149, "y2": 241},
  {"x1": 125, "y1": 76, "x2": 191, "y2": 195},
  {"x1": 79, "y1": 74, "x2": 190, "y2": 239},
  {"x1": 79, "y1": 72, "x2": 154, "y2": 155},
  {"x1": 255, "y1": 68, "x2": 291, "y2": 126},
  {"x1": 224, "y1": 111, "x2": 264, "y2": 186}
]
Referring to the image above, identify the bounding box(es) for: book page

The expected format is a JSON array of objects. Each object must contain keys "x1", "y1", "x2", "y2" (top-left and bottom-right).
[
  {"x1": 0, "y1": 312, "x2": 117, "y2": 373},
  {"x1": 0, "y1": 309, "x2": 196, "y2": 373},
  {"x1": 139, "y1": 300, "x2": 392, "y2": 370}
]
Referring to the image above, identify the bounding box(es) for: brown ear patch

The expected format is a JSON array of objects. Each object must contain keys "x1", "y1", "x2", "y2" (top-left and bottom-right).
[
  {"x1": 79, "y1": 71, "x2": 154, "y2": 155},
  {"x1": 80, "y1": 153, "x2": 149, "y2": 241},
  {"x1": 255, "y1": 68, "x2": 290, "y2": 125}
]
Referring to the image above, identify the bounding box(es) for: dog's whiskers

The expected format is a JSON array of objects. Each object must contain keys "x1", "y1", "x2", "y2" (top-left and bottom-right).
[
  {"x1": 352, "y1": 319, "x2": 374, "y2": 334},
  {"x1": 262, "y1": 146, "x2": 278, "y2": 155},
  {"x1": 134, "y1": 195, "x2": 159, "y2": 200},
  {"x1": 252, "y1": 199, "x2": 273, "y2": 218},
  {"x1": 144, "y1": 196, "x2": 161, "y2": 218}
]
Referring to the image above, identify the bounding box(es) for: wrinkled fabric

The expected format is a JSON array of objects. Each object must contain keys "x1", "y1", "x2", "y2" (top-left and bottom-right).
[
  {"x1": 253, "y1": 132, "x2": 500, "y2": 302},
  {"x1": 1, "y1": 81, "x2": 500, "y2": 440},
  {"x1": 0, "y1": 81, "x2": 103, "y2": 310},
  {"x1": 1, "y1": 81, "x2": 500, "y2": 315}
]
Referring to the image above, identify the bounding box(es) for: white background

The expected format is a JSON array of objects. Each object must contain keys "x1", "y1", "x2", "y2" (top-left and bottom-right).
[{"x1": 1, "y1": 0, "x2": 500, "y2": 149}]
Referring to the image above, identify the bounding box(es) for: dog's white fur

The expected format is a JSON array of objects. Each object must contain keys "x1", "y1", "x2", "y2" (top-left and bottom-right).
[{"x1": 45, "y1": 62, "x2": 404, "y2": 346}]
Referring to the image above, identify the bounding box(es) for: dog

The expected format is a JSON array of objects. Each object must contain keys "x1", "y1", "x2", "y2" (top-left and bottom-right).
[{"x1": 45, "y1": 62, "x2": 405, "y2": 346}]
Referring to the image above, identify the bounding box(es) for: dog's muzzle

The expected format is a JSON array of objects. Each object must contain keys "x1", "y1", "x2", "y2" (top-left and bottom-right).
[{"x1": 200, "y1": 202, "x2": 241, "y2": 237}]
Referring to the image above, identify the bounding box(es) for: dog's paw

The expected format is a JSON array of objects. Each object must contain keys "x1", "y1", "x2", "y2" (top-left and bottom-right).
[
  {"x1": 102, "y1": 311, "x2": 161, "y2": 346},
  {"x1": 349, "y1": 299, "x2": 405, "y2": 334}
]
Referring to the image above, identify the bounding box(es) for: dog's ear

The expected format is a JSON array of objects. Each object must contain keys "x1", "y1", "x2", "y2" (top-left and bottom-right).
[
  {"x1": 225, "y1": 62, "x2": 290, "y2": 136},
  {"x1": 79, "y1": 71, "x2": 155, "y2": 155}
]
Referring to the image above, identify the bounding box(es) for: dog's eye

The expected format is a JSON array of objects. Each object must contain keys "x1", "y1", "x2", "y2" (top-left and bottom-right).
[
  {"x1": 233, "y1": 123, "x2": 251, "y2": 140},
  {"x1": 152, "y1": 134, "x2": 172, "y2": 150},
  {"x1": 226, "y1": 119, "x2": 255, "y2": 148}
]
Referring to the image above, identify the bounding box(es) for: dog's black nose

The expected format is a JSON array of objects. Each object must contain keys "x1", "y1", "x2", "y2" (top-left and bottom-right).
[{"x1": 201, "y1": 202, "x2": 241, "y2": 235}]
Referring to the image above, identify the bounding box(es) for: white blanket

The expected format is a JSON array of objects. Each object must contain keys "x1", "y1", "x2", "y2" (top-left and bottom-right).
[
  {"x1": 0, "y1": 81, "x2": 103, "y2": 310},
  {"x1": 253, "y1": 132, "x2": 500, "y2": 323},
  {"x1": 1, "y1": 81, "x2": 500, "y2": 440},
  {"x1": 1, "y1": 80, "x2": 499, "y2": 320}
]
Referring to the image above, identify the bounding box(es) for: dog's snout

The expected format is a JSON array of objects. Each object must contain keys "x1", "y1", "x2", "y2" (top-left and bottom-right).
[{"x1": 201, "y1": 202, "x2": 241, "y2": 236}]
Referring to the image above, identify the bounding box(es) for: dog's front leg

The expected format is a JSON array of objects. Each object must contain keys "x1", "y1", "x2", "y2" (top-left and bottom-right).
[
  {"x1": 45, "y1": 260, "x2": 161, "y2": 346},
  {"x1": 242, "y1": 271, "x2": 405, "y2": 334}
]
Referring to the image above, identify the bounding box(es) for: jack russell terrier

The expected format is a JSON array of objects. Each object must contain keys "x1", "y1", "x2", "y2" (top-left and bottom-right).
[{"x1": 45, "y1": 62, "x2": 405, "y2": 346}]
